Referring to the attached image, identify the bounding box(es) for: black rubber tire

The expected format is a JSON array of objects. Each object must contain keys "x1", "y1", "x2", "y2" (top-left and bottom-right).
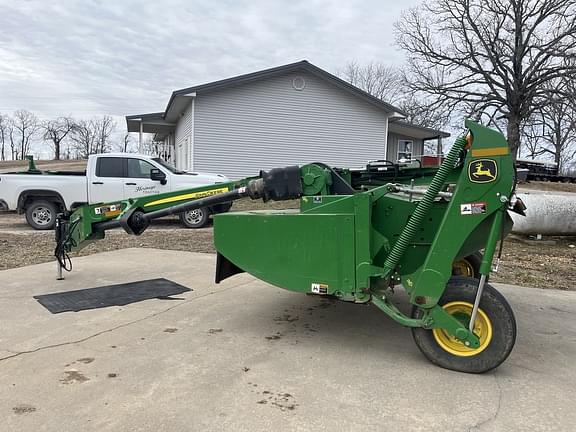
[
  {"x1": 179, "y1": 207, "x2": 210, "y2": 228},
  {"x1": 452, "y1": 251, "x2": 488, "y2": 281},
  {"x1": 411, "y1": 277, "x2": 516, "y2": 373},
  {"x1": 25, "y1": 200, "x2": 58, "y2": 230}
]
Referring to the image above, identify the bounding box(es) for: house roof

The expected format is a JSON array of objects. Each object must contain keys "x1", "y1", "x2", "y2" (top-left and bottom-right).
[
  {"x1": 161, "y1": 60, "x2": 406, "y2": 122},
  {"x1": 126, "y1": 112, "x2": 175, "y2": 136},
  {"x1": 126, "y1": 60, "x2": 449, "y2": 140},
  {"x1": 388, "y1": 120, "x2": 450, "y2": 140},
  {"x1": 126, "y1": 60, "x2": 409, "y2": 137}
]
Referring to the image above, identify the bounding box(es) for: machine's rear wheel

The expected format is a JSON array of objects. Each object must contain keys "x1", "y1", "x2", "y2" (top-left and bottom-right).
[
  {"x1": 411, "y1": 277, "x2": 516, "y2": 373},
  {"x1": 452, "y1": 252, "x2": 483, "y2": 279}
]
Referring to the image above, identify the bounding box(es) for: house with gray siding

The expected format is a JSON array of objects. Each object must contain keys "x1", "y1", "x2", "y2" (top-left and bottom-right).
[{"x1": 126, "y1": 61, "x2": 449, "y2": 179}]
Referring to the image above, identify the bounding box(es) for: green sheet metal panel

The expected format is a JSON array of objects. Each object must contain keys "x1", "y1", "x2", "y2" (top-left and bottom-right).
[{"x1": 214, "y1": 209, "x2": 356, "y2": 295}]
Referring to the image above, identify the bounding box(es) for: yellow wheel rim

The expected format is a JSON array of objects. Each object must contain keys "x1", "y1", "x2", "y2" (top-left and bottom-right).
[
  {"x1": 452, "y1": 259, "x2": 474, "y2": 277},
  {"x1": 432, "y1": 301, "x2": 493, "y2": 357}
]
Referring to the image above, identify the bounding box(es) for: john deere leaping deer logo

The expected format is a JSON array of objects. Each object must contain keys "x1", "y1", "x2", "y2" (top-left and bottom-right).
[{"x1": 468, "y1": 159, "x2": 498, "y2": 183}]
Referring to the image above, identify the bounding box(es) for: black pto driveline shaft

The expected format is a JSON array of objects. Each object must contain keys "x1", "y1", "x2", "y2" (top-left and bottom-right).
[
  {"x1": 92, "y1": 165, "x2": 303, "y2": 235},
  {"x1": 143, "y1": 189, "x2": 247, "y2": 220},
  {"x1": 93, "y1": 188, "x2": 248, "y2": 234}
]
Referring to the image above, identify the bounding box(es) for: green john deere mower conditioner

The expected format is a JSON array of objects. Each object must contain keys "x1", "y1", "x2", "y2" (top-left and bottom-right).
[{"x1": 54, "y1": 120, "x2": 526, "y2": 373}]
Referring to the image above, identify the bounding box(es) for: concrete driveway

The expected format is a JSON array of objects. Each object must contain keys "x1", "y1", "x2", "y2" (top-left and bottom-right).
[{"x1": 1, "y1": 249, "x2": 575, "y2": 431}]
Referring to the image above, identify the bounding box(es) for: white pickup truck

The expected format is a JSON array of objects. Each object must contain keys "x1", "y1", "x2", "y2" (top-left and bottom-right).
[{"x1": 0, "y1": 153, "x2": 231, "y2": 230}]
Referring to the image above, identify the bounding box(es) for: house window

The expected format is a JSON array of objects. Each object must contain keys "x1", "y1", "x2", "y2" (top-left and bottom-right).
[{"x1": 398, "y1": 140, "x2": 413, "y2": 161}]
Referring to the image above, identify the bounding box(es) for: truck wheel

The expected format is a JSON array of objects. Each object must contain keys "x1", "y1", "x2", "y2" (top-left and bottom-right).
[
  {"x1": 452, "y1": 251, "x2": 485, "y2": 280},
  {"x1": 179, "y1": 207, "x2": 209, "y2": 228},
  {"x1": 25, "y1": 200, "x2": 58, "y2": 230},
  {"x1": 411, "y1": 277, "x2": 516, "y2": 373}
]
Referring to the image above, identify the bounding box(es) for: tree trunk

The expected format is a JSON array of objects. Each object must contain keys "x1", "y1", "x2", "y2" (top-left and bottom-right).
[
  {"x1": 54, "y1": 140, "x2": 60, "y2": 160},
  {"x1": 506, "y1": 115, "x2": 521, "y2": 160},
  {"x1": 21, "y1": 130, "x2": 25, "y2": 160}
]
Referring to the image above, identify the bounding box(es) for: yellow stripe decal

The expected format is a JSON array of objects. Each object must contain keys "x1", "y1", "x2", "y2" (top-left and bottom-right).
[
  {"x1": 144, "y1": 187, "x2": 230, "y2": 207},
  {"x1": 471, "y1": 147, "x2": 509, "y2": 157}
]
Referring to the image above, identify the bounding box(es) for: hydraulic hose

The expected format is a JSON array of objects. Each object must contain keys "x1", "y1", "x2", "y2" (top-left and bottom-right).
[{"x1": 380, "y1": 135, "x2": 468, "y2": 278}]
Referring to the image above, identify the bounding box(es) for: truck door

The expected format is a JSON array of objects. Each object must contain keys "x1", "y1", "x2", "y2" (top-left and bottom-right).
[
  {"x1": 124, "y1": 158, "x2": 170, "y2": 199},
  {"x1": 90, "y1": 157, "x2": 125, "y2": 204}
]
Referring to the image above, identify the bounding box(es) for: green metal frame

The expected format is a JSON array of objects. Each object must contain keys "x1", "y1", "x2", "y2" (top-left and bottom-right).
[
  {"x1": 214, "y1": 120, "x2": 514, "y2": 347},
  {"x1": 60, "y1": 120, "x2": 515, "y2": 348},
  {"x1": 62, "y1": 181, "x2": 239, "y2": 253}
]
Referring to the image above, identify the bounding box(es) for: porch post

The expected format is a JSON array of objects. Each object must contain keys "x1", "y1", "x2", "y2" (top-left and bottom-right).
[
  {"x1": 138, "y1": 121, "x2": 143, "y2": 153},
  {"x1": 437, "y1": 136, "x2": 443, "y2": 166}
]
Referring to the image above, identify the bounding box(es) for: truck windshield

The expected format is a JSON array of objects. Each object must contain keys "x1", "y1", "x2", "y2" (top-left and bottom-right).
[{"x1": 152, "y1": 158, "x2": 185, "y2": 174}]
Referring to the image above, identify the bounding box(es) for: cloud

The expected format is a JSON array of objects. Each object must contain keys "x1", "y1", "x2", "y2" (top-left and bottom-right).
[{"x1": 0, "y1": 0, "x2": 419, "y2": 123}]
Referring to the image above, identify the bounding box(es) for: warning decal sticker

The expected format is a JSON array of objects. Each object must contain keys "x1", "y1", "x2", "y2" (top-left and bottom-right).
[
  {"x1": 94, "y1": 204, "x2": 120, "y2": 215},
  {"x1": 311, "y1": 283, "x2": 329, "y2": 294},
  {"x1": 460, "y1": 202, "x2": 487, "y2": 215}
]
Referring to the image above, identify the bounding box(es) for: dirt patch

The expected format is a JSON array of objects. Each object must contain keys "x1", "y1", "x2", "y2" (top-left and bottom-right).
[
  {"x1": 490, "y1": 236, "x2": 576, "y2": 290},
  {"x1": 0, "y1": 212, "x2": 32, "y2": 231},
  {"x1": 0, "y1": 228, "x2": 215, "y2": 270},
  {"x1": 12, "y1": 404, "x2": 36, "y2": 415},
  {"x1": 60, "y1": 370, "x2": 89, "y2": 385}
]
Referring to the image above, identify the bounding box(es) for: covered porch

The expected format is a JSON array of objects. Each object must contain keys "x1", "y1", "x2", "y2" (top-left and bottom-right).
[
  {"x1": 126, "y1": 113, "x2": 175, "y2": 161},
  {"x1": 387, "y1": 120, "x2": 450, "y2": 166}
]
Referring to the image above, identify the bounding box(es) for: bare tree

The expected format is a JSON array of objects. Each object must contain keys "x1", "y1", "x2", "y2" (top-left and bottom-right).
[
  {"x1": 395, "y1": 0, "x2": 576, "y2": 158},
  {"x1": 11, "y1": 110, "x2": 40, "y2": 160},
  {"x1": 115, "y1": 133, "x2": 135, "y2": 153},
  {"x1": 7, "y1": 119, "x2": 16, "y2": 160},
  {"x1": 111, "y1": 133, "x2": 136, "y2": 153},
  {"x1": 339, "y1": 61, "x2": 451, "y2": 130},
  {"x1": 339, "y1": 61, "x2": 404, "y2": 102},
  {"x1": 94, "y1": 115, "x2": 116, "y2": 154},
  {"x1": 520, "y1": 116, "x2": 545, "y2": 159},
  {"x1": 42, "y1": 117, "x2": 74, "y2": 160},
  {"x1": 70, "y1": 119, "x2": 97, "y2": 158},
  {"x1": 70, "y1": 116, "x2": 117, "y2": 158},
  {"x1": 528, "y1": 80, "x2": 576, "y2": 172},
  {"x1": 397, "y1": 94, "x2": 453, "y2": 130},
  {"x1": 0, "y1": 114, "x2": 9, "y2": 161}
]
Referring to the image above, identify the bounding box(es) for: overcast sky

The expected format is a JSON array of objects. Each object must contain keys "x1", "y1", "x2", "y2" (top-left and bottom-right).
[{"x1": 0, "y1": 0, "x2": 420, "y2": 128}]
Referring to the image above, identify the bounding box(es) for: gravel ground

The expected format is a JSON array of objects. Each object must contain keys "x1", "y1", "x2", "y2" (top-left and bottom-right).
[
  {"x1": 518, "y1": 180, "x2": 576, "y2": 193},
  {"x1": 1, "y1": 196, "x2": 574, "y2": 290}
]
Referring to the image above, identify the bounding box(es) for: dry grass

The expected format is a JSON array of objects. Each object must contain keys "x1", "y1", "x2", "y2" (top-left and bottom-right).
[{"x1": 0, "y1": 159, "x2": 87, "y2": 173}]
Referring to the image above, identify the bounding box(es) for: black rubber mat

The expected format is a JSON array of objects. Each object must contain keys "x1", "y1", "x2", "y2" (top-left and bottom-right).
[{"x1": 33, "y1": 278, "x2": 192, "y2": 314}]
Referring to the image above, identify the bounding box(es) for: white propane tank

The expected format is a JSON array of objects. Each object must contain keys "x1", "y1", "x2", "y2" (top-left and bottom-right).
[{"x1": 511, "y1": 190, "x2": 576, "y2": 235}]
